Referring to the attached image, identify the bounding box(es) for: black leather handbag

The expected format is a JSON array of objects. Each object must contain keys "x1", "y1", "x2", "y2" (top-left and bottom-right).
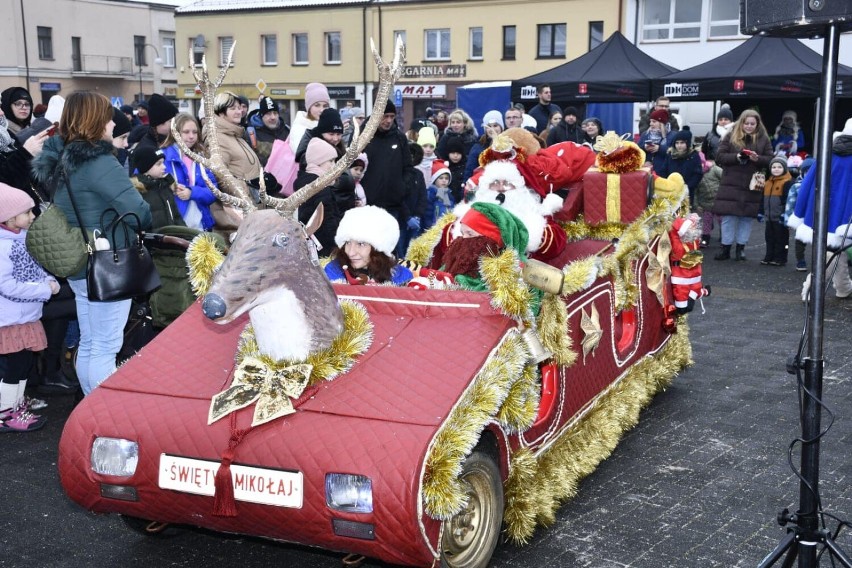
[{"x1": 79, "y1": 209, "x2": 161, "y2": 302}]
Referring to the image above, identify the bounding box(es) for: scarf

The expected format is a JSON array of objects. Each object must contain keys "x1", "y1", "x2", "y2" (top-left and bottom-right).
[{"x1": 0, "y1": 116, "x2": 15, "y2": 154}]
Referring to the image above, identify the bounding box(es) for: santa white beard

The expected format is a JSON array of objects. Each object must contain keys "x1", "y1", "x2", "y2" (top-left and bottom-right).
[{"x1": 472, "y1": 186, "x2": 546, "y2": 253}]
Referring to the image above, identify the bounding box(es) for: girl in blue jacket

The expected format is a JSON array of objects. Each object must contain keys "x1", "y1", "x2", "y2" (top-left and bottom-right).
[{"x1": 161, "y1": 113, "x2": 216, "y2": 231}]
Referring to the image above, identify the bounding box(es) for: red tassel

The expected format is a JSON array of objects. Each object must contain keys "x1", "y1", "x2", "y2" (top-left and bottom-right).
[{"x1": 213, "y1": 413, "x2": 252, "y2": 517}]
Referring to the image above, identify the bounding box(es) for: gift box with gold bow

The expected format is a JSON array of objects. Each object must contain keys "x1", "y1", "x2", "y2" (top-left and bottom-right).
[{"x1": 582, "y1": 167, "x2": 652, "y2": 225}]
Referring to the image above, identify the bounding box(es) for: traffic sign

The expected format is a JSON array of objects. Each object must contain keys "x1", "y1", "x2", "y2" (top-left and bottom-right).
[
  {"x1": 256, "y1": 79, "x2": 267, "y2": 94},
  {"x1": 394, "y1": 89, "x2": 402, "y2": 106},
  {"x1": 111, "y1": 96, "x2": 124, "y2": 108}
]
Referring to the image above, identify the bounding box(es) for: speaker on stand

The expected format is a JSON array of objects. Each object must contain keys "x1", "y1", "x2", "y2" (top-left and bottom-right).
[{"x1": 741, "y1": 1, "x2": 852, "y2": 566}]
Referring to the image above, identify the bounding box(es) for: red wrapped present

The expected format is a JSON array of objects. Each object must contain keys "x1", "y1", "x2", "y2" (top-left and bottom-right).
[{"x1": 582, "y1": 167, "x2": 651, "y2": 225}]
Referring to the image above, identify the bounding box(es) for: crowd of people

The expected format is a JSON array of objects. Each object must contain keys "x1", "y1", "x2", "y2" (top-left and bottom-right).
[{"x1": 0, "y1": 77, "x2": 844, "y2": 432}]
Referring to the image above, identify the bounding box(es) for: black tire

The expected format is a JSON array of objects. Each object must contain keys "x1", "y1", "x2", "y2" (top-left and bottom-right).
[{"x1": 440, "y1": 451, "x2": 504, "y2": 568}]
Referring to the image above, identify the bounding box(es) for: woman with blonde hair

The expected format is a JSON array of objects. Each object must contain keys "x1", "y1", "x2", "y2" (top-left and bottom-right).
[
  {"x1": 161, "y1": 112, "x2": 217, "y2": 230},
  {"x1": 436, "y1": 109, "x2": 478, "y2": 160},
  {"x1": 30, "y1": 91, "x2": 152, "y2": 395},
  {"x1": 711, "y1": 108, "x2": 774, "y2": 261},
  {"x1": 203, "y1": 91, "x2": 262, "y2": 186}
]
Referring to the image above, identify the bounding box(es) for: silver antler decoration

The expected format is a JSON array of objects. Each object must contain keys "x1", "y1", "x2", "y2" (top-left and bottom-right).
[{"x1": 268, "y1": 37, "x2": 405, "y2": 215}]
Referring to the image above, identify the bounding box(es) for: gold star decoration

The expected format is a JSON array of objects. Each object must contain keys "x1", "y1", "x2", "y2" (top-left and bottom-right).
[
  {"x1": 580, "y1": 304, "x2": 603, "y2": 364},
  {"x1": 208, "y1": 357, "x2": 313, "y2": 427}
]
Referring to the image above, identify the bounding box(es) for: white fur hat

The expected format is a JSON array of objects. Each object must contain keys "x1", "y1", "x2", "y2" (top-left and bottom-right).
[
  {"x1": 477, "y1": 160, "x2": 526, "y2": 192},
  {"x1": 334, "y1": 205, "x2": 400, "y2": 258}
]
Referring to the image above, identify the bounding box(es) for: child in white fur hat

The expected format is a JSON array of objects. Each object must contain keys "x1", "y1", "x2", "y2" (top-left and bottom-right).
[{"x1": 0, "y1": 183, "x2": 60, "y2": 432}]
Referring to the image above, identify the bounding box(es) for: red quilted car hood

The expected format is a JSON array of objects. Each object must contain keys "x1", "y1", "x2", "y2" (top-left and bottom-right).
[{"x1": 106, "y1": 285, "x2": 514, "y2": 426}]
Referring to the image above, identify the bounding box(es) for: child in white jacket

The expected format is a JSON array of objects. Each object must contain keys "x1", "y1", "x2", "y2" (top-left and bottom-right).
[{"x1": 0, "y1": 183, "x2": 59, "y2": 432}]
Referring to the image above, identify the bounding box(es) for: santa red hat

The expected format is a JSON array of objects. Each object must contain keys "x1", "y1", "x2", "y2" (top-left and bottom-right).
[{"x1": 431, "y1": 159, "x2": 451, "y2": 184}]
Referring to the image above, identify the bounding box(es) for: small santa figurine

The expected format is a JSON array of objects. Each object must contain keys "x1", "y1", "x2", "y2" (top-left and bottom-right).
[{"x1": 669, "y1": 212, "x2": 710, "y2": 314}]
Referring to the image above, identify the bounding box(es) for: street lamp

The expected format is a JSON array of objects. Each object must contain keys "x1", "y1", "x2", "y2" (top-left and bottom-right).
[{"x1": 137, "y1": 43, "x2": 162, "y2": 103}]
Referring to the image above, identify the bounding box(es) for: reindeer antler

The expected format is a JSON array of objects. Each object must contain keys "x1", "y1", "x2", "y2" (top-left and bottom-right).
[
  {"x1": 268, "y1": 37, "x2": 406, "y2": 215},
  {"x1": 172, "y1": 42, "x2": 256, "y2": 213}
]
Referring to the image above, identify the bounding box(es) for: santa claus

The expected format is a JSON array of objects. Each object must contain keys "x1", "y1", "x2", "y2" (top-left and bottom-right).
[{"x1": 428, "y1": 130, "x2": 595, "y2": 269}]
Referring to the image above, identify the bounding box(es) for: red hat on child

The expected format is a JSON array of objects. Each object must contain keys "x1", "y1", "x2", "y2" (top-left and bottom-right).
[
  {"x1": 431, "y1": 159, "x2": 451, "y2": 184},
  {"x1": 649, "y1": 109, "x2": 669, "y2": 124}
]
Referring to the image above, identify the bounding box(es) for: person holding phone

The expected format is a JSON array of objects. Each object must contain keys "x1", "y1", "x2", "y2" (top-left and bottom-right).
[
  {"x1": 711, "y1": 109, "x2": 773, "y2": 261},
  {"x1": 638, "y1": 108, "x2": 675, "y2": 173}
]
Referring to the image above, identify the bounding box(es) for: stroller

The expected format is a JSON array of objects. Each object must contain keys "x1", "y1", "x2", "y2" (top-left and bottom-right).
[{"x1": 119, "y1": 226, "x2": 227, "y2": 363}]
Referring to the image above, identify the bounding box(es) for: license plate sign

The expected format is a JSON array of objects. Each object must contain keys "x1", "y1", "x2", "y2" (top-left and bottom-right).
[{"x1": 158, "y1": 454, "x2": 303, "y2": 508}]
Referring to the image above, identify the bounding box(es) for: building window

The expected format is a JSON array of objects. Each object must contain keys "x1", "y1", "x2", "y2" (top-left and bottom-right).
[
  {"x1": 502, "y1": 26, "x2": 516, "y2": 60},
  {"x1": 262, "y1": 34, "x2": 277, "y2": 65},
  {"x1": 293, "y1": 33, "x2": 308, "y2": 65},
  {"x1": 537, "y1": 24, "x2": 566, "y2": 58},
  {"x1": 37, "y1": 26, "x2": 53, "y2": 60},
  {"x1": 191, "y1": 36, "x2": 205, "y2": 66},
  {"x1": 162, "y1": 37, "x2": 176, "y2": 68},
  {"x1": 394, "y1": 30, "x2": 406, "y2": 48},
  {"x1": 325, "y1": 32, "x2": 341, "y2": 64},
  {"x1": 219, "y1": 36, "x2": 234, "y2": 66},
  {"x1": 709, "y1": 0, "x2": 740, "y2": 38},
  {"x1": 469, "y1": 27, "x2": 483, "y2": 60},
  {"x1": 642, "y1": 0, "x2": 701, "y2": 41},
  {"x1": 589, "y1": 21, "x2": 604, "y2": 50},
  {"x1": 134, "y1": 35, "x2": 146, "y2": 66},
  {"x1": 71, "y1": 37, "x2": 81, "y2": 71},
  {"x1": 425, "y1": 29, "x2": 450, "y2": 61}
]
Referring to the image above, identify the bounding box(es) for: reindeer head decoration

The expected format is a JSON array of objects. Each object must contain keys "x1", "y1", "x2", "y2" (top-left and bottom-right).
[{"x1": 175, "y1": 39, "x2": 405, "y2": 362}]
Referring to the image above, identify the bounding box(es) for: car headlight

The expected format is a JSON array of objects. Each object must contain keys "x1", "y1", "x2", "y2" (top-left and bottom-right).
[
  {"x1": 325, "y1": 473, "x2": 373, "y2": 513},
  {"x1": 91, "y1": 437, "x2": 139, "y2": 477}
]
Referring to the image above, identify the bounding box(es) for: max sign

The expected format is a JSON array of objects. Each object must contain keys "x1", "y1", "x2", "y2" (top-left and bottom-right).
[{"x1": 401, "y1": 85, "x2": 446, "y2": 98}]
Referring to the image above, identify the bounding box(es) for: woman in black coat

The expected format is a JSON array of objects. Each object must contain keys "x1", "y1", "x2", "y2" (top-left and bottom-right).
[{"x1": 711, "y1": 109, "x2": 773, "y2": 261}]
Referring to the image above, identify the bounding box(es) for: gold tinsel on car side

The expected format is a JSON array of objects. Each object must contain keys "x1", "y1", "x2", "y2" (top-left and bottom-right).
[
  {"x1": 502, "y1": 320, "x2": 693, "y2": 543},
  {"x1": 422, "y1": 332, "x2": 530, "y2": 519}
]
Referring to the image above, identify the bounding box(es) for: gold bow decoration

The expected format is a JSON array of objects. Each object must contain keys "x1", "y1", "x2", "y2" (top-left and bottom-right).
[
  {"x1": 580, "y1": 303, "x2": 603, "y2": 364},
  {"x1": 208, "y1": 356, "x2": 314, "y2": 427},
  {"x1": 645, "y1": 232, "x2": 672, "y2": 307}
]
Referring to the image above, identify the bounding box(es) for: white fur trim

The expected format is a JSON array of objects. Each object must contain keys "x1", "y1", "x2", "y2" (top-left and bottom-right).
[
  {"x1": 795, "y1": 224, "x2": 813, "y2": 245},
  {"x1": 787, "y1": 212, "x2": 804, "y2": 230},
  {"x1": 477, "y1": 160, "x2": 526, "y2": 191},
  {"x1": 541, "y1": 193, "x2": 564, "y2": 216},
  {"x1": 677, "y1": 218, "x2": 694, "y2": 238},
  {"x1": 334, "y1": 205, "x2": 400, "y2": 257}
]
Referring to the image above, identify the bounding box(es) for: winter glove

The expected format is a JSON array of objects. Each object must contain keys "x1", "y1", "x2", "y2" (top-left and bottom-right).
[{"x1": 407, "y1": 216, "x2": 421, "y2": 231}]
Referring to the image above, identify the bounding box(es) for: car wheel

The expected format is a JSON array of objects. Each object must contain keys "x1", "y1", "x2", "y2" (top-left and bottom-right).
[
  {"x1": 120, "y1": 515, "x2": 179, "y2": 537},
  {"x1": 440, "y1": 451, "x2": 504, "y2": 568}
]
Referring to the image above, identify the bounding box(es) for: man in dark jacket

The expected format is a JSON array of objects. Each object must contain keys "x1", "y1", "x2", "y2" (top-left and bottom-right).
[
  {"x1": 361, "y1": 101, "x2": 415, "y2": 256},
  {"x1": 546, "y1": 106, "x2": 583, "y2": 146},
  {"x1": 246, "y1": 96, "x2": 290, "y2": 166},
  {"x1": 638, "y1": 96, "x2": 680, "y2": 135},
  {"x1": 527, "y1": 84, "x2": 561, "y2": 133}
]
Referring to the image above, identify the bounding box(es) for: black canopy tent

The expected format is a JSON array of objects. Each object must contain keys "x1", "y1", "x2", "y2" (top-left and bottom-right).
[
  {"x1": 651, "y1": 35, "x2": 852, "y2": 101},
  {"x1": 510, "y1": 31, "x2": 678, "y2": 104},
  {"x1": 650, "y1": 35, "x2": 852, "y2": 151}
]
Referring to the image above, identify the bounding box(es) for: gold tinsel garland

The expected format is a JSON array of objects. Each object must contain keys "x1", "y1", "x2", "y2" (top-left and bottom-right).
[
  {"x1": 405, "y1": 212, "x2": 456, "y2": 266},
  {"x1": 479, "y1": 248, "x2": 533, "y2": 322},
  {"x1": 187, "y1": 233, "x2": 226, "y2": 297},
  {"x1": 502, "y1": 320, "x2": 693, "y2": 543},
  {"x1": 422, "y1": 332, "x2": 532, "y2": 519},
  {"x1": 235, "y1": 300, "x2": 373, "y2": 387},
  {"x1": 536, "y1": 293, "x2": 576, "y2": 367}
]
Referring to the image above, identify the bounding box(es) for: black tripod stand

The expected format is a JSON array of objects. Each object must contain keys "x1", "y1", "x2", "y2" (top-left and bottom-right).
[{"x1": 758, "y1": 22, "x2": 852, "y2": 568}]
